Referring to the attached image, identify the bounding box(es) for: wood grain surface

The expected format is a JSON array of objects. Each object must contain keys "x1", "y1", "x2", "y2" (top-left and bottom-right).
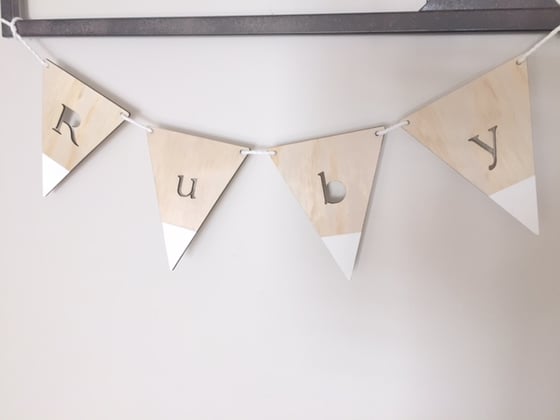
[
  {"x1": 404, "y1": 59, "x2": 535, "y2": 196},
  {"x1": 272, "y1": 127, "x2": 384, "y2": 237},
  {"x1": 148, "y1": 128, "x2": 247, "y2": 231},
  {"x1": 43, "y1": 60, "x2": 128, "y2": 171}
]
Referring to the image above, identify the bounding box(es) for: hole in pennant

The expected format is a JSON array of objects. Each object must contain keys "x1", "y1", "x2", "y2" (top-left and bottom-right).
[
  {"x1": 62, "y1": 105, "x2": 81, "y2": 129},
  {"x1": 326, "y1": 180, "x2": 346, "y2": 204}
]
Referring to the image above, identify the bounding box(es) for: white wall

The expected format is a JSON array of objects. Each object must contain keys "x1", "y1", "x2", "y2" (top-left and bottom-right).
[{"x1": 1, "y1": 1, "x2": 560, "y2": 419}]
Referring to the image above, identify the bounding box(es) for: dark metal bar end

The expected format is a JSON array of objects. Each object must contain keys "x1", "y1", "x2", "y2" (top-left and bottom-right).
[{"x1": 1, "y1": 0, "x2": 21, "y2": 37}]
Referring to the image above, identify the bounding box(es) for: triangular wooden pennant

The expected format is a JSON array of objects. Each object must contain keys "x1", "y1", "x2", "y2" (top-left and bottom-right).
[
  {"x1": 404, "y1": 59, "x2": 539, "y2": 234},
  {"x1": 42, "y1": 60, "x2": 128, "y2": 196},
  {"x1": 147, "y1": 128, "x2": 247, "y2": 270},
  {"x1": 271, "y1": 127, "x2": 384, "y2": 279}
]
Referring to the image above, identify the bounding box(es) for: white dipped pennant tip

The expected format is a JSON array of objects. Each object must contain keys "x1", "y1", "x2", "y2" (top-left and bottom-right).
[
  {"x1": 161, "y1": 223, "x2": 197, "y2": 271},
  {"x1": 147, "y1": 128, "x2": 247, "y2": 270},
  {"x1": 490, "y1": 176, "x2": 539, "y2": 235},
  {"x1": 404, "y1": 59, "x2": 539, "y2": 234},
  {"x1": 271, "y1": 127, "x2": 384, "y2": 279},
  {"x1": 322, "y1": 232, "x2": 362, "y2": 280},
  {"x1": 42, "y1": 60, "x2": 128, "y2": 196},
  {"x1": 42, "y1": 153, "x2": 69, "y2": 196}
]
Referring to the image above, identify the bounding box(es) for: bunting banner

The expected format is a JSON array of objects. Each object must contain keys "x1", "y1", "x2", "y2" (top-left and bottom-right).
[
  {"x1": 404, "y1": 59, "x2": 539, "y2": 234},
  {"x1": 271, "y1": 128, "x2": 384, "y2": 279},
  {"x1": 1, "y1": 16, "x2": 555, "y2": 278},
  {"x1": 147, "y1": 128, "x2": 247, "y2": 270},
  {"x1": 42, "y1": 60, "x2": 128, "y2": 196}
]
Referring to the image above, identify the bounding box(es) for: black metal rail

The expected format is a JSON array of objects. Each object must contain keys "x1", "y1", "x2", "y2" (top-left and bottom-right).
[
  {"x1": 1, "y1": 0, "x2": 20, "y2": 37},
  {"x1": 2, "y1": 0, "x2": 560, "y2": 38}
]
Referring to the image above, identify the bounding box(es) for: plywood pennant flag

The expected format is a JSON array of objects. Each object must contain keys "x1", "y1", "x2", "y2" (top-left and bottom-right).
[
  {"x1": 404, "y1": 59, "x2": 539, "y2": 234},
  {"x1": 42, "y1": 60, "x2": 129, "y2": 196},
  {"x1": 147, "y1": 128, "x2": 247, "y2": 270},
  {"x1": 271, "y1": 128, "x2": 384, "y2": 279}
]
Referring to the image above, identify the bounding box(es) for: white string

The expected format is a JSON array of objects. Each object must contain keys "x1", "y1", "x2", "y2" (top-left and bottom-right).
[
  {"x1": 121, "y1": 113, "x2": 154, "y2": 134},
  {"x1": 1, "y1": 13, "x2": 556, "y2": 142},
  {"x1": 240, "y1": 148, "x2": 276, "y2": 156},
  {"x1": 517, "y1": 22, "x2": 560, "y2": 64},
  {"x1": 375, "y1": 120, "x2": 410, "y2": 136},
  {"x1": 0, "y1": 17, "x2": 49, "y2": 67}
]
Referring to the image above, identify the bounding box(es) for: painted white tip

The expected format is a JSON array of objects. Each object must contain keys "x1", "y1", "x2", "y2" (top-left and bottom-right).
[
  {"x1": 321, "y1": 232, "x2": 362, "y2": 280},
  {"x1": 490, "y1": 175, "x2": 540, "y2": 235},
  {"x1": 42, "y1": 154, "x2": 69, "y2": 197},
  {"x1": 161, "y1": 223, "x2": 197, "y2": 270}
]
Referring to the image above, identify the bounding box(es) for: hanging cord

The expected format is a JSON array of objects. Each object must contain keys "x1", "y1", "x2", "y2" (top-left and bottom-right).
[
  {"x1": 0, "y1": 17, "x2": 49, "y2": 67},
  {"x1": 121, "y1": 113, "x2": 154, "y2": 134},
  {"x1": 240, "y1": 148, "x2": 276, "y2": 156},
  {"x1": 517, "y1": 22, "x2": 560, "y2": 64},
  {"x1": 375, "y1": 120, "x2": 410, "y2": 136},
  {"x1": 1, "y1": 18, "x2": 156, "y2": 135}
]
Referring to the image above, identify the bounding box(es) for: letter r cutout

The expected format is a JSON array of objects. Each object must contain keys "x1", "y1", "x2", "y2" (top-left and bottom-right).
[{"x1": 52, "y1": 104, "x2": 81, "y2": 147}]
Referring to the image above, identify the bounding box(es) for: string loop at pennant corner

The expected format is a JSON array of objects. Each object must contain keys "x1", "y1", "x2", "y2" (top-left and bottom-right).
[
  {"x1": 516, "y1": 22, "x2": 560, "y2": 64},
  {"x1": 375, "y1": 120, "x2": 410, "y2": 137},
  {"x1": 121, "y1": 113, "x2": 154, "y2": 134},
  {"x1": 240, "y1": 149, "x2": 277, "y2": 156}
]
